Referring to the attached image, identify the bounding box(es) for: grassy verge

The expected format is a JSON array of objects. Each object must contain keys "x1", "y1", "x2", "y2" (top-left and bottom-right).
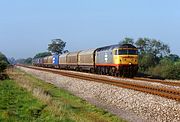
[
  {"x1": 1, "y1": 68, "x2": 126, "y2": 122},
  {"x1": 0, "y1": 79, "x2": 45, "y2": 122}
]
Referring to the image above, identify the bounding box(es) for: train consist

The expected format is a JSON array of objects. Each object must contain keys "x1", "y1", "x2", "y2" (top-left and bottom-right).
[{"x1": 33, "y1": 44, "x2": 138, "y2": 77}]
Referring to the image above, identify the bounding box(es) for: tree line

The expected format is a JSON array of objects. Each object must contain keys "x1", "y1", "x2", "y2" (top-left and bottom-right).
[
  {"x1": 15, "y1": 39, "x2": 67, "y2": 65},
  {"x1": 14, "y1": 37, "x2": 180, "y2": 80}
]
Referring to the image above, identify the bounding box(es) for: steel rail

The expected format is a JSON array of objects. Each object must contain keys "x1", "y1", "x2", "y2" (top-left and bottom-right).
[
  {"x1": 133, "y1": 77, "x2": 180, "y2": 87},
  {"x1": 17, "y1": 65, "x2": 180, "y2": 101}
]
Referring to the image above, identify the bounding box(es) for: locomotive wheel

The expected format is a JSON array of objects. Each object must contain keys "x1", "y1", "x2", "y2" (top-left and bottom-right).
[
  {"x1": 75, "y1": 67, "x2": 79, "y2": 71},
  {"x1": 122, "y1": 67, "x2": 127, "y2": 77},
  {"x1": 109, "y1": 67, "x2": 114, "y2": 76},
  {"x1": 96, "y1": 67, "x2": 100, "y2": 74},
  {"x1": 129, "y1": 67, "x2": 134, "y2": 78},
  {"x1": 90, "y1": 68, "x2": 94, "y2": 73},
  {"x1": 100, "y1": 67, "x2": 104, "y2": 75}
]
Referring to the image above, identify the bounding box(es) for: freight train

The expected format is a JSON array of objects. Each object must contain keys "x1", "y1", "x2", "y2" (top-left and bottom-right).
[{"x1": 32, "y1": 44, "x2": 138, "y2": 77}]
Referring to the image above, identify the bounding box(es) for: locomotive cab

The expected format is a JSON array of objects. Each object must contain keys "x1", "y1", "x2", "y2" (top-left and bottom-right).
[
  {"x1": 113, "y1": 48, "x2": 138, "y2": 65},
  {"x1": 113, "y1": 44, "x2": 138, "y2": 77}
]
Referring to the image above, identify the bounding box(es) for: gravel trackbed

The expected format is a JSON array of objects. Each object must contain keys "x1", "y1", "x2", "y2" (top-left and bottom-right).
[{"x1": 18, "y1": 66, "x2": 180, "y2": 122}]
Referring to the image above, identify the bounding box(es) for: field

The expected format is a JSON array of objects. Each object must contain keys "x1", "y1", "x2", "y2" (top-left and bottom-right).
[{"x1": 0, "y1": 69, "x2": 125, "y2": 122}]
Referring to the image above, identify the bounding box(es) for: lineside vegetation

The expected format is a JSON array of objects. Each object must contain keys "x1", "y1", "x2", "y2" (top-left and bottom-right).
[
  {"x1": 0, "y1": 68, "x2": 125, "y2": 122},
  {"x1": 0, "y1": 52, "x2": 9, "y2": 80}
]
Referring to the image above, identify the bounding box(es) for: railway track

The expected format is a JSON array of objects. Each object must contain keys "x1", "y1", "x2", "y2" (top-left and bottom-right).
[
  {"x1": 17, "y1": 65, "x2": 180, "y2": 101},
  {"x1": 133, "y1": 77, "x2": 180, "y2": 87}
]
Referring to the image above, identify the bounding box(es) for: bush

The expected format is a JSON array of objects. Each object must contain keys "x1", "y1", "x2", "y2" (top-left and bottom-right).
[
  {"x1": 0, "y1": 61, "x2": 8, "y2": 80},
  {"x1": 173, "y1": 62, "x2": 180, "y2": 79},
  {"x1": 0, "y1": 52, "x2": 9, "y2": 64},
  {"x1": 148, "y1": 59, "x2": 180, "y2": 80},
  {"x1": 0, "y1": 60, "x2": 8, "y2": 73}
]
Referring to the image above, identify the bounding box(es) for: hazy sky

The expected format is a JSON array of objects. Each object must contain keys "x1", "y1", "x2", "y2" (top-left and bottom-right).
[{"x1": 0, "y1": 0, "x2": 180, "y2": 59}]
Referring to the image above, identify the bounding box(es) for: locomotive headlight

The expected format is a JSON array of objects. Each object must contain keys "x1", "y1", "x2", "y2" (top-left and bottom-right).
[{"x1": 129, "y1": 63, "x2": 132, "y2": 65}]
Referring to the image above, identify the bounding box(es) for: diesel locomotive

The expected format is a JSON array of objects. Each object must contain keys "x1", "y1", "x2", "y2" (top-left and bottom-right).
[{"x1": 33, "y1": 44, "x2": 138, "y2": 77}]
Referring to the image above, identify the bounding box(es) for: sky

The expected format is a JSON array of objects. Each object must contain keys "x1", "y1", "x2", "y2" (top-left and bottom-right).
[{"x1": 0, "y1": 0, "x2": 180, "y2": 59}]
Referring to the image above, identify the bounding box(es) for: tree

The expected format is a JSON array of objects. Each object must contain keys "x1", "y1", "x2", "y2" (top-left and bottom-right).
[
  {"x1": 16, "y1": 57, "x2": 32, "y2": 65},
  {"x1": 138, "y1": 53, "x2": 157, "y2": 71},
  {"x1": 134, "y1": 38, "x2": 170, "y2": 72},
  {"x1": 0, "y1": 60, "x2": 8, "y2": 73},
  {"x1": 119, "y1": 37, "x2": 134, "y2": 45},
  {"x1": 135, "y1": 38, "x2": 170, "y2": 57},
  {"x1": 24, "y1": 57, "x2": 32, "y2": 64},
  {"x1": 0, "y1": 52, "x2": 8, "y2": 73},
  {"x1": 48, "y1": 39, "x2": 66, "y2": 54},
  {"x1": 135, "y1": 38, "x2": 170, "y2": 70},
  {"x1": 63, "y1": 50, "x2": 69, "y2": 53},
  {"x1": 0, "y1": 60, "x2": 8, "y2": 80},
  {"x1": 165, "y1": 54, "x2": 179, "y2": 62},
  {"x1": 33, "y1": 52, "x2": 52, "y2": 59},
  {"x1": 135, "y1": 38, "x2": 149, "y2": 54},
  {"x1": 0, "y1": 52, "x2": 9, "y2": 64}
]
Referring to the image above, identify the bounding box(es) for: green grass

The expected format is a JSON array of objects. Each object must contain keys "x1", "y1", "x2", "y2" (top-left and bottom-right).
[
  {"x1": 0, "y1": 80, "x2": 45, "y2": 122},
  {"x1": 0, "y1": 69, "x2": 126, "y2": 122}
]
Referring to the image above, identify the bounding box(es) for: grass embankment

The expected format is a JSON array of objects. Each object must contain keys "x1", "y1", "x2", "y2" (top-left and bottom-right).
[{"x1": 0, "y1": 69, "x2": 126, "y2": 122}]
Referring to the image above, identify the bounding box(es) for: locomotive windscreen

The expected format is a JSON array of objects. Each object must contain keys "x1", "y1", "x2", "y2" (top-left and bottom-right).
[{"x1": 115, "y1": 49, "x2": 138, "y2": 55}]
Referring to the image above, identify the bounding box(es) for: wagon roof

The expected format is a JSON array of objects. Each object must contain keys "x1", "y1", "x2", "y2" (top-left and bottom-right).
[
  {"x1": 67, "y1": 51, "x2": 81, "y2": 56},
  {"x1": 79, "y1": 48, "x2": 97, "y2": 55},
  {"x1": 59, "y1": 53, "x2": 69, "y2": 57}
]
